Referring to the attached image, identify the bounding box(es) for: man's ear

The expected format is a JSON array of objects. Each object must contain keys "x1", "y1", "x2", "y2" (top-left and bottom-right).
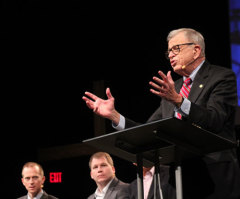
[
  {"x1": 21, "y1": 178, "x2": 25, "y2": 185},
  {"x1": 112, "y1": 166, "x2": 116, "y2": 175},
  {"x1": 90, "y1": 171, "x2": 93, "y2": 179},
  {"x1": 42, "y1": 176, "x2": 46, "y2": 184},
  {"x1": 193, "y1": 45, "x2": 201, "y2": 59}
]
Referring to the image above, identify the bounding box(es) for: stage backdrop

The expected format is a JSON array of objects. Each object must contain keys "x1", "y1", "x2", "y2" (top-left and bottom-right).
[{"x1": 229, "y1": 0, "x2": 240, "y2": 105}]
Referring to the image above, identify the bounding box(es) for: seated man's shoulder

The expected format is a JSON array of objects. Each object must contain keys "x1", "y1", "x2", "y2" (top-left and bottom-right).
[
  {"x1": 47, "y1": 195, "x2": 59, "y2": 199},
  {"x1": 17, "y1": 196, "x2": 26, "y2": 199},
  {"x1": 116, "y1": 182, "x2": 130, "y2": 199},
  {"x1": 116, "y1": 179, "x2": 129, "y2": 188},
  {"x1": 42, "y1": 191, "x2": 59, "y2": 199}
]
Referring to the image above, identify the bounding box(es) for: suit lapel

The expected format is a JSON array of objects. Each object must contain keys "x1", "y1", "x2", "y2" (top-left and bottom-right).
[
  {"x1": 88, "y1": 195, "x2": 95, "y2": 199},
  {"x1": 40, "y1": 191, "x2": 48, "y2": 199},
  {"x1": 104, "y1": 178, "x2": 118, "y2": 199},
  {"x1": 147, "y1": 180, "x2": 155, "y2": 199},
  {"x1": 188, "y1": 61, "x2": 209, "y2": 102}
]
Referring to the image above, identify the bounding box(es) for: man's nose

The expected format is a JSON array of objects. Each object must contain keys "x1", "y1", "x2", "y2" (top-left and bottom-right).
[
  {"x1": 168, "y1": 51, "x2": 175, "y2": 59},
  {"x1": 97, "y1": 167, "x2": 103, "y2": 172}
]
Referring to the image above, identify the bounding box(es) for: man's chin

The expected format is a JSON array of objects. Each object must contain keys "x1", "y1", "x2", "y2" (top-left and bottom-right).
[
  {"x1": 97, "y1": 178, "x2": 107, "y2": 183},
  {"x1": 173, "y1": 65, "x2": 183, "y2": 75},
  {"x1": 28, "y1": 190, "x2": 38, "y2": 197}
]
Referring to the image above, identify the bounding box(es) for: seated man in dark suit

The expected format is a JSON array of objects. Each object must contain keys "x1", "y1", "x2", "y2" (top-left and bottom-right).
[
  {"x1": 128, "y1": 166, "x2": 175, "y2": 199},
  {"x1": 18, "y1": 162, "x2": 58, "y2": 199},
  {"x1": 88, "y1": 152, "x2": 130, "y2": 199}
]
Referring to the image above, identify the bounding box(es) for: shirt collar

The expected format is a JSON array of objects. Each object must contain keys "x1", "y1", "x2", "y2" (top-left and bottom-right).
[
  {"x1": 95, "y1": 178, "x2": 114, "y2": 197},
  {"x1": 143, "y1": 167, "x2": 155, "y2": 179},
  {"x1": 27, "y1": 189, "x2": 43, "y2": 199},
  {"x1": 184, "y1": 60, "x2": 205, "y2": 82},
  {"x1": 147, "y1": 167, "x2": 155, "y2": 176}
]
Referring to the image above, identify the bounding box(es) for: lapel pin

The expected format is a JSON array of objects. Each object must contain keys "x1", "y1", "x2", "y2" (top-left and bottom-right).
[{"x1": 199, "y1": 84, "x2": 203, "y2": 88}]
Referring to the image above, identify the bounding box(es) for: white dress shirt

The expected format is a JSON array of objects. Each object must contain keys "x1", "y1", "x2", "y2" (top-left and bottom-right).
[
  {"x1": 94, "y1": 178, "x2": 114, "y2": 199},
  {"x1": 144, "y1": 167, "x2": 154, "y2": 199},
  {"x1": 175, "y1": 60, "x2": 204, "y2": 117}
]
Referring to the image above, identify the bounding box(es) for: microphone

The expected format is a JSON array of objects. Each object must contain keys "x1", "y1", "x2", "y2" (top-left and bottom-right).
[{"x1": 181, "y1": 58, "x2": 196, "y2": 70}]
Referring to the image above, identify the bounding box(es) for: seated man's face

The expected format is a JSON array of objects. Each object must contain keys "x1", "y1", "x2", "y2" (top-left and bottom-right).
[
  {"x1": 90, "y1": 156, "x2": 115, "y2": 186},
  {"x1": 21, "y1": 166, "x2": 45, "y2": 197}
]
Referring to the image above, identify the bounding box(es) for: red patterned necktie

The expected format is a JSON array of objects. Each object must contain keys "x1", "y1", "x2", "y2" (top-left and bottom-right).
[{"x1": 177, "y1": 77, "x2": 192, "y2": 119}]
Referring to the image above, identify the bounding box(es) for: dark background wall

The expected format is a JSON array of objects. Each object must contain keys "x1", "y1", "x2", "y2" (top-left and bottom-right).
[{"x1": 1, "y1": 1, "x2": 236, "y2": 198}]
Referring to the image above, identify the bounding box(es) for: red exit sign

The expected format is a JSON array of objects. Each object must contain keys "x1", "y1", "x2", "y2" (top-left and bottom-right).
[{"x1": 49, "y1": 172, "x2": 62, "y2": 183}]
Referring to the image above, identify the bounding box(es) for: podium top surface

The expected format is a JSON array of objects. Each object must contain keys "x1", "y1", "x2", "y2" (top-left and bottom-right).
[{"x1": 83, "y1": 117, "x2": 236, "y2": 167}]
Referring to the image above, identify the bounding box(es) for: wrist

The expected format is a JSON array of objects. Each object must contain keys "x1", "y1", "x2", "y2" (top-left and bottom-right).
[
  {"x1": 109, "y1": 110, "x2": 120, "y2": 125},
  {"x1": 175, "y1": 95, "x2": 184, "y2": 108}
]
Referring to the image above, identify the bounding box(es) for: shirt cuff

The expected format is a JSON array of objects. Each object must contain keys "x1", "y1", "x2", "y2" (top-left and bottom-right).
[
  {"x1": 175, "y1": 98, "x2": 191, "y2": 116},
  {"x1": 112, "y1": 114, "x2": 126, "y2": 130}
]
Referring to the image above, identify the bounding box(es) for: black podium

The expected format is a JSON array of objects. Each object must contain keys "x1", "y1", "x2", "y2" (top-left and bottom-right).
[{"x1": 83, "y1": 117, "x2": 237, "y2": 199}]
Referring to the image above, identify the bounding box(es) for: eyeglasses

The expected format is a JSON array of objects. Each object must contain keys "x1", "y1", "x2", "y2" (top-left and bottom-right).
[{"x1": 165, "y1": 43, "x2": 195, "y2": 59}]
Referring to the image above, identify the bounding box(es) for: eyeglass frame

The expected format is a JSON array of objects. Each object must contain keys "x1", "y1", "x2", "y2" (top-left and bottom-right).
[{"x1": 165, "y1": 42, "x2": 195, "y2": 59}]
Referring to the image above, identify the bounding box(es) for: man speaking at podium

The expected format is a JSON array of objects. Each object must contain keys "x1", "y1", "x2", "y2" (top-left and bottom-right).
[{"x1": 83, "y1": 28, "x2": 240, "y2": 199}]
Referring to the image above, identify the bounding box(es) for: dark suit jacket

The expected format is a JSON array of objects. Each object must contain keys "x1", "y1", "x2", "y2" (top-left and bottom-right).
[
  {"x1": 87, "y1": 177, "x2": 130, "y2": 199},
  {"x1": 17, "y1": 190, "x2": 58, "y2": 199},
  {"x1": 128, "y1": 165, "x2": 175, "y2": 199},
  {"x1": 125, "y1": 61, "x2": 240, "y2": 199}
]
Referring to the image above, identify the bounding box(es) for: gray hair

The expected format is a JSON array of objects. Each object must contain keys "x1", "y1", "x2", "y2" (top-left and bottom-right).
[{"x1": 167, "y1": 28, "x2": 205, "y2": 57}]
